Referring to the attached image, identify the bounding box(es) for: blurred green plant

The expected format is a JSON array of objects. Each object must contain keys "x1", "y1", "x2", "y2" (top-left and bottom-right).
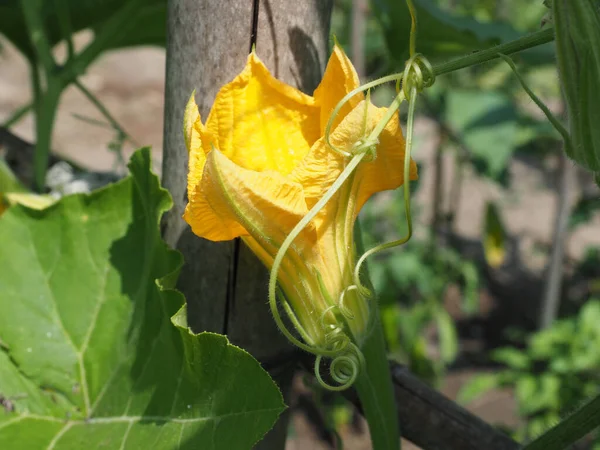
[
  {"x1": 2, "y1": 0, "x2": 600, "y2": 448},
  {"x1": 0, "y1": 0, "x2": 166, "y2": 191},
  {"x1": 372, "y1": 0, "x2": 555, "y2": 64},
  {"x1": 359, "y1": 182, "x2": 479, "y2": 384},
  {"x1": 459, "y1": 300, "x2": 600, "y2": 446}
]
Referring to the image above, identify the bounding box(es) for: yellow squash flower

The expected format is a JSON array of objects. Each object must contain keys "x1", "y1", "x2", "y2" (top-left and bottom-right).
[{"x1": 183, "y1": 45, "x2": 417, "y2": 383}]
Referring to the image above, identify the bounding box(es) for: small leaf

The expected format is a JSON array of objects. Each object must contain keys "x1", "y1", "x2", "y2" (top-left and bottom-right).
[
  {"x1": 458, "y1": 373, "x2": 501, "y2": 404},
  {"x1": 445, "y1": 90, "x2": 518, "y2": 182},
  {"x1": 529, "y1": 321, "x2": 575, "y2": 359},
  {"x1": 460, "y1": 262, "x2": 479, "y2": 315},
  {"x1": 435, "y1": 310, "x2": 458, "y2": 364},
  {"x1": 492, "y1": 347, "x2": 531, "y2": 370},
  {"x1": 516, "y1": 375, "x2": 539, "y2": 413},
  {"x1": 569, "y1": 196, "x2": 600, "y2": 230}
]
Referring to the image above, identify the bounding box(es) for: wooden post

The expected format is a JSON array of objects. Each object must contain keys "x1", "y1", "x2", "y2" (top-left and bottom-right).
[{"x1": 162, "y1": 1, "x2": 333, "y2": 448}]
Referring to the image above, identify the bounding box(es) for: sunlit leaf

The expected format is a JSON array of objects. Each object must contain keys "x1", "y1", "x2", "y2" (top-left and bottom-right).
[
  {"x1": 457, "y1": 373, "x2": 500, "y2": 404},
  {"x1": 0, "y1": 148, "x2": 284, "y2": 449},
  {"x1": 445, "y1": 90, "x2": 518, "y2": 182},
  {"x1": 492, "y1": 347, "x2": 531, "y2": 371},
  {"x1": 435, "y1": 309, "x2": 458, "y2": 364}
]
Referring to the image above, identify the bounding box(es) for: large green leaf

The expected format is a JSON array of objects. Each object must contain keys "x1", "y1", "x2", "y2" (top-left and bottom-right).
[
  {"x1": 0, "y1": 0, "x2": 165, "y2": 58},
  {"x1": 372, "y1": 0, "x2": 553, "y2": 63},
  {"x1": 0, "y1": 148, "x2": 284, "y2": 449},
  {"x1": 445, "y1": 89, "x2": 518, "y2": 182},
  {"x1": 91, "y1": 3, "x2": 167, "y2": 50}
]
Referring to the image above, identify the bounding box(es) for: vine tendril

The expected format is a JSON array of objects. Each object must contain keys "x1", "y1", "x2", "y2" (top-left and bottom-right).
[
  {"x1": 352, "y1": 55, "x2": 435, "y2": 299},
  {"x1": 314, "y1": 342, "x2": 364, "y2": 391},
  {"x1": 268, "y1": 52, "x2": 434, "y2": 390}
]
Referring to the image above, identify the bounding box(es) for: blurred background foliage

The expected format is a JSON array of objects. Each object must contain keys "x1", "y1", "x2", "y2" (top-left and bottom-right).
[
  {"x1": 332, "y1": 0, "x2": 600, "y2": 445},
  {"x1": 1, "y1": 0, "x2": 600, "y2": 446}
]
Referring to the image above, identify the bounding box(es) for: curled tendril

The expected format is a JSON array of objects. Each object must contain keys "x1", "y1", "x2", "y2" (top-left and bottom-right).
[
  {"x1": 324, "y1": 74, "x2": 404, "y2": 157},
  {"x1": 313, "y1": 299, "x2": 365, "y2": 390},
  {"x1": 267, "y1": 144, "x2": 369, "y2": 391},
  {"x1": 268, "y1": 53, "x2": 434, "y2": 391},
  {"x1": 315, "y1": 342, "x2": 365, "y2": 391},
  {"x1": 353, "y1": 58, "x2": 431, "y2": 297},
  {"x1": 397, "y1": 53, "x2": 436, "y2": 101},
  {"x1": 317, "y1": 54, "x2": 436, "y2": 353},
  {"x1": 338, "y1": 285, "x2": 358, "y2": 320}
]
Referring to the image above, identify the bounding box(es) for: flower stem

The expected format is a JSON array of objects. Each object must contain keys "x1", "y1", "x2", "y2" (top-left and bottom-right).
[
  {"x1": 353, "y1": 222, "x2": 400, "y2": 450},
  {"x1": 33, "y1": 79, "x2": 63, "y2": 191},
  {"x1": 354, "y1": 86, "x2": 417, "y2": 292},
  {"x1": 432, "y1": 27, "x2": 554, "y2": 76}
]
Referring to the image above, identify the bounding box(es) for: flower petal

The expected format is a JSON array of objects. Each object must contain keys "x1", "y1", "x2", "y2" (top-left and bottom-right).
[
  {"x1": 183, "y1": 91, "x2": 201, "y2": 154},
  {"x1": 291, "y1": 100, "x2": 418, "y2": 215},
  {"x1": 184, "y1": 149, "x2": 316, "y2": 246},
  {"x1": 204, "y1": 53, "x2": 321, "y2": 175},
  {"x1": 184, "y1": 94, "x2": 209, "y2": 206},
  {"x1": 314, "y1": 45, "x2": 364, "y2": 134}
]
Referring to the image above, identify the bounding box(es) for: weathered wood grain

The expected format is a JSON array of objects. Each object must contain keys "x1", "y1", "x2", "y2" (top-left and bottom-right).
[{"x1": 162, "y1": 1, "x2": 333, "y2": 448}]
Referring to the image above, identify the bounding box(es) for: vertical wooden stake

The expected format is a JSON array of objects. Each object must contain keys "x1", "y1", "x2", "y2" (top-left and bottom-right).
[{"x1": 162, "y1": 1, "x2": 333, "y2": 448}]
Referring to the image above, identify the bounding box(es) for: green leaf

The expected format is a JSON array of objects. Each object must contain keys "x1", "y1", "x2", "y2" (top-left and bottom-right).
[
  {"x1": 0, "y1": 148, "x2": 284, "y2": 449},
  {"x1": 0, "y1": 160, "x2": 26, "y2": 194},
  {"x1": 460, "y1": 261, "x2": 479, "y2": 315},
  {"x1": 445, "y1": 89, "x2": 518, "y2": 182},
  {"x1": 434, "y1": 310, "x2": 458, "y2": 364},
  {"x1": 91, "y1": 2, "x2": 167, "y2": 50},
  {"x1": 569, "y1": 196, "x2": 600, "y2": 230},
  {"x1": 457, "y1": 373, "x2": 501, "y2": 404},
  {"x1": 516, "y1": 374, "x2": 561, "y2": 416},
  {"x1": 371, "y1": 0, "x2": 553, "y2": 62},
  {"x1": 0, "y1": 0, "x2": 165, "y2": 58},
  {"x1": 492, "y1": 347, "x2": 531, "y2": 371},
  {"x1": 516, "y1": 375, "x2": 539, "y2": 413},
  {"x1": 579, "y1": 300, "x2": 600, "y2": 337},
  {"x1": 380, "y1": 305, "x2": 402, "y2": 354},
  {"x1": 529, "y1": 320, "x2": 575, "y2": 360}
]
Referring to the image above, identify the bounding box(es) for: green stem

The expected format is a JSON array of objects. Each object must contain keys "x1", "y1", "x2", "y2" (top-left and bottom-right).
[
  {"x1": 432, "y1": 27, "x2": 554, "y2": 76},
  {"x1": 21, "y1": 0, "x2": 143, "y2": 191},
  {"x1": 20, "y1": 0, "x2": 56, "y2": 73},
  {"x1": 54, "y1": 0, "x2": 75, "y2": 60},
  {"x1": 355, "y1": 317, "x2": 400, "y2": 450},
  {"x1": 2, "y1": 103, "x2": 32, "y2": 128},
  {"x1": 33, "y1": 79, "x2": 63, "y2": 191},
  {"x1": 74, "y1": 79, "x2": 139, "y2": 146},
  {"x1": 406, "y1": 0, "x2": 417, "y2": 57},
  {"x1": 354, "y1": 223, "x2": 400, "y2": 450},
  {"x1": 499, "y1": 53, "x2": 571, "y2": 150}
]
